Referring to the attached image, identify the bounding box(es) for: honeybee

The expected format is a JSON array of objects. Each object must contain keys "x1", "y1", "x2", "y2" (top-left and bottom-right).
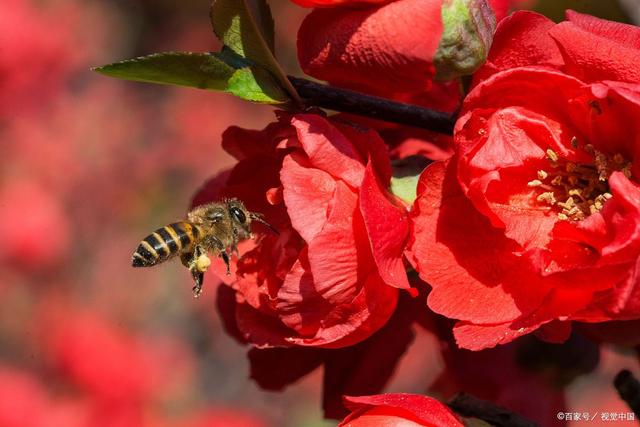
[{"x1": 131, "y1": 198, "x2": 277, "y2": 298}]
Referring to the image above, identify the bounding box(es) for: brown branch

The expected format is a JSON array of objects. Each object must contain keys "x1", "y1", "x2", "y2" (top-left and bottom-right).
[
  {"x1": 288, "y1": 76, "x2": 456, "y2": 135},
  {"x1": 448, "y1": 393, "x2": 540, "y2": 427},
  {"x1": 614, "y1": 369, "x2": 640, "y2": 418}
]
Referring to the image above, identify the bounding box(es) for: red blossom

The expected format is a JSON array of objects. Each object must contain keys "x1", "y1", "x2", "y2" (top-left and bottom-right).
[
  {"x1": 195, "y1": 112, "x2": 410, "y2": 348},
  {"x1": 407, "y1": 11, "x2": 640, "y2": 350},
  {"x1": 338, "y1": 393, "x2": 465, "y2": 426}
]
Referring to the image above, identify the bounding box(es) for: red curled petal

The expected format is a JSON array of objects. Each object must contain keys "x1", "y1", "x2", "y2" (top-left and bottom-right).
[
  {"x1": 279, "y1": 262, "x2": 398, "y2": 348},
  {"x1": 290, "y1": 114, "x2": 365, "y2": 188},
  {"x1": 306, "y1": 181, "x2": 363, "y2": 303},
  {"x1": 359, "y1": 160, "x2": 410, "y2": 290},
  {"x1": 297, "y1": 0, "x2": 443, "y2": 93},
  {"x1": 281, "y1": 153, "x2": 336, "y2": 243},
  {"x1": 333, "y1": 120, "x2": 392, "y2": 184},
  {"x1": 278, "y1": 182, "x2": 398, "y2": 347},
  {"x1": 453, "y1": 321, "x2": 541, "y2": 351}
]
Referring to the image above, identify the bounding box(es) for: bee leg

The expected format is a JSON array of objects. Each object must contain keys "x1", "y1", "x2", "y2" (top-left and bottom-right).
[
  {"x1": 202, "y1": 235, "x2": 229, "y2": 276},
  {"x1": 191, "y1": 270, "x2": 204, "y2": 298},
  {"x1": 232, "y1": 243, "x2": 240, "y2": 257},
  {"x1": 221, "y1": 251, "x2": 230, "y2": 275},
  {"x1": 180, "y1": 246, "x2": 210, "y2": 298}
]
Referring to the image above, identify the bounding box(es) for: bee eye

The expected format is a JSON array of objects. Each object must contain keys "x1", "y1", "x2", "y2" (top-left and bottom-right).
[{"x1": 230, "y1": 206, "x2": 246, "y2": 224}]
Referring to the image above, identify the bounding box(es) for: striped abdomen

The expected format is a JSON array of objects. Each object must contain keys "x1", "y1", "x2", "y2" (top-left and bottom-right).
[{"x1": 131, "y1": 222, "x2": 202, "y2": 267}]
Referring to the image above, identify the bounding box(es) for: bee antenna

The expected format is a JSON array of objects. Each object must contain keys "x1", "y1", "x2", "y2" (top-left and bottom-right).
[{"x1": 250, "y1": 213, "x2": 279, "y2": 235}]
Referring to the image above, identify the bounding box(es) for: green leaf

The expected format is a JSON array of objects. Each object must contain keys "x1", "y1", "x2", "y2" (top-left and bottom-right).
[
  {"x1": 211, "y1": 0, "x2": 275, "y2": 58},
  {"x1": 389, "y1": 156, "x2": 431, "y2": 205},
  {"x1": 93, "y1": 52, "x2": 288, "y2": 104},
  {"x1": 210, "y1": 0, "x2": 300, "y2": 102},
  {"x1": 228, "y1": 65, "x2": 288, "y2": 103}
]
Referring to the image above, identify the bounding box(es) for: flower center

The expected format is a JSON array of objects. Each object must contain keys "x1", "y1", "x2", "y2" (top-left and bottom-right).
[{"x1": 527, "y1": 139, "x2": 632, "y2": 221}]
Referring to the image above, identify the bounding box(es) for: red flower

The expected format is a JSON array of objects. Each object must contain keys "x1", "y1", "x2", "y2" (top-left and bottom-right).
[
  {"x1": 195, "y1": 112, "x2": 410, "y2": 348},
  {"x1": 407, "y1": 11, "x2": 640, "y2": 350},
  {"x1": 297, "y1": 0, "x2": 511, "y2": 107},
  {"x1": 338, "y1": 394, "x2": 464, "y2": 426}
]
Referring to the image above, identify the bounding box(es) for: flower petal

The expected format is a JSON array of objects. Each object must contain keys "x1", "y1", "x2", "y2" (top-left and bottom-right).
[
  {"x1": 359, "y1": 160, "x2": 410, "y2": 289},
  {"x1": 291, "y1": 114, "x2": 365, "y2": 188},
  {"x1": 278, "y1": 182, "x2": 398, "y2": 347},
  {"x1": 341, "y1": 394, "x2": 464, "y2": 427},
  {"x1": 406, "y1": 161, "x2": 550, "y2": 324},
  {"x1": 297, "y1": 0, "x2": 443, "y2": 93},
  {"x1": 566, "y1": 10, "x2": 640, "y2": 50},
  {"x1": 281, "y1": 153, "x2": 336, "y2": 243},
  {"x1": 549, "y1": 19, "x2": 640, "y2": 83},
  {"x1": 453, "y1": 321, "x2": 540, "y2": 351},
  {"x1": 474, "y1": 11, "x2": 562, "y2": 82}
]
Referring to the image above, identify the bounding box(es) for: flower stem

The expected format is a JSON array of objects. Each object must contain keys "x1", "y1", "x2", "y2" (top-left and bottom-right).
[
  {"x1": 448, "y1": 393, "x2": 540, "y2": 427},
  {"x1": 614, "y1": 369, "x2": 640, "y2": 418},
  {"x1": 288, "y1": 76, "x2": 456, "y2": 135}
]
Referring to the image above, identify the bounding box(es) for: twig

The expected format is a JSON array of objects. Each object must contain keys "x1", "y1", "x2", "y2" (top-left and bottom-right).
[
  {"x1": 448, "y1": 393, "x2": 540, "y2": 427},
  {"x1": 288, "y1": 76, "x2": 456, "y2": 135},
  {"x1": 614, "y1": 369, "x2": 640, "y2": 418}
]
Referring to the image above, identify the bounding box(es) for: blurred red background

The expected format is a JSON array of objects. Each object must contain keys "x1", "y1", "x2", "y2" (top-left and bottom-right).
[{"x1": 1, "y1": 0, "x2": 640, "y2": 426}]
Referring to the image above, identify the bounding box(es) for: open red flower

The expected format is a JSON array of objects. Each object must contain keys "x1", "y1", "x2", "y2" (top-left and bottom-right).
[
  {"x1": 407, "y1": 11, "x2": 640, "y2": 350},
  {"x1": 195, "y1": 112, "x2": 410, "y2": 348},
  {"x1": 338, "y1": 394, "x2": 464, "y2": 426}
]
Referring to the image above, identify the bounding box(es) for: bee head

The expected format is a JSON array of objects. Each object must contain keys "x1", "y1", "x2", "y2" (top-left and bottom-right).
[
  {"x1": 225, "y1": 199, "x2": 252, "y2": 238},
  {"x1": 226, "y1": 198, "x2": 279, "y2": 236}
]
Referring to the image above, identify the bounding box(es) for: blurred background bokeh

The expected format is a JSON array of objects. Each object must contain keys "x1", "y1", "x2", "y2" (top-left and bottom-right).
[{"x1": 2, "y1": 0, "x2": 640, "y2": 426}]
